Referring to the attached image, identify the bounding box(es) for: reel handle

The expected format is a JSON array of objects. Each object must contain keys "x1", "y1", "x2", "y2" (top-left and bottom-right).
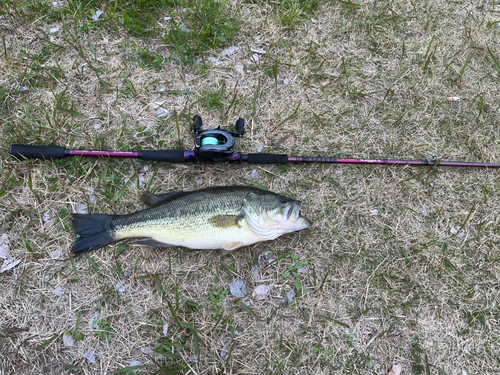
[
  {"x1": 193, "y1": 115, "x2": 203, "y2": 134},
  {"x1": 235, "y1": 118, "x2": 245, "y2": 136}
]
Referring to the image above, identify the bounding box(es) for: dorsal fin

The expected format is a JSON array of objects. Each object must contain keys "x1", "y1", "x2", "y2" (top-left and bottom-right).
[{"x1": 141, "y1": 191, "x2": 185, "y2": 207}]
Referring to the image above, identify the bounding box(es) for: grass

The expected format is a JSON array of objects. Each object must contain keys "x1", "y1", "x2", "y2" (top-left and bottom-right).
[
  {"x1": 1, "y1": 0, "x2": 500, "y2": 374},
  {"x1": 164, "y1": 0, "x2": 239, "y2": 64}
]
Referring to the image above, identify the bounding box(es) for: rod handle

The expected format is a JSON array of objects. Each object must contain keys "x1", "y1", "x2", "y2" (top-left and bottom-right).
[
  {"x1": 245, "y1": 153, "x2": 288, "y2": 164},
  {"x1": 141, "y1": 150, "x2": 186, "y2": 163},
  {"x1": 9, "y1": 144, "x2": 68, "y2": 160}
]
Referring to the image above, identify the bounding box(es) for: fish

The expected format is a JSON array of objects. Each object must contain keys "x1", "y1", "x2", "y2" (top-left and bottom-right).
[{"x1": 71, "y1": 186, "x2": 311, "y2": 255}]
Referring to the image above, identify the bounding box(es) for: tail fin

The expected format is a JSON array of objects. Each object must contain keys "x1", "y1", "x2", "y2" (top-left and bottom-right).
[{"x1": 71, "y1": 214, "x2": 115, "y2": 254}]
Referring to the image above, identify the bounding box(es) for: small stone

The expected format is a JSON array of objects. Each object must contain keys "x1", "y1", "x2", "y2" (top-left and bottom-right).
[
  {"x1": 92, "y1": 10, "x2": 103, "y2": 21},
  {"x1": 155, "y1": 108, "x2": 169, "y2": 118},
  {"x1": 251, "y1": 169, "x2": 258, "y2": 178},
  {"x1": 43, "y1": 209, "x2": 54, "y2": 223},
  {"x1": 140, "y1": 346, "x2": 154, "y2": 355},
  {"x1": 251, "y1": 265, "x2": 262, "y2": 281},
  {"x1": 0, "y1": 234, "x2": 10, "y2": 259},
  {"x1": 235, "y1": 65, "x2": 245, "y2": 74},
  {"x1": 369, "y1": 209, "x2": 379, "y2": 216},
  {"x1": 115, "y1": 280, "x2": 127, "y2": 293},
  {"x1": 220, "y1": 334, "x2": 232, "y2": 358},
  {"x1": 93, "y1": 119, "x2": 102, "y2": 130},
  {"x1": 250, "y1": 48, "x2": 266, "y2": 54},
  {"x1": 88, "y1": 313, "x2": 101, "y2": 330},
  {"x1": 450, "y1": 227, "x2": 458, "y2": 235},
  {"x1": 283, "y1": 78, "x2": 290, "y2": 85},
  {"x1": 51, "y1": 250, "x2": 62, "y2": 259},
  {"x1": 83, "y1": 350, "x2": 96, "y2": 363},
  {"x1": 89, "y1": 188, "x2": 96, "y2": 204},
  {"x1": 129, "y1": 360, "x2": 142, "y2": 373},
  {"x1": 230, "y1": 280, "x2": 246, "y2": 298},
  {"x1": 49, "y1": 27, "x2": 60, "y2": 34},
  {"x1": 297, "y1": 265, "x2": 309, "y2": 274},
  {"x1": 63, "y1": 333, "x2": 74, "y2": 347},
  {"x1": 221, "y1": 46, "x2": 239, "y2": 56},
  {"x1": 0, "y1": 258, "x2": 21, "y2": 273},
  {"x1": 257, "y1": 145, "x2": 263, "y2": 153},
  {"x1": 388, "y1": 364, "x2": 402, "y2": 375},
  {"x1": 282, "y1": 289, "x2": 296, "y2": 304},
  {"x1": 252, "y1": 284, "x2": 271, "y2": 300},
  {"x1": 75, "y1": 204, "x2": 88, "y2": 214}
]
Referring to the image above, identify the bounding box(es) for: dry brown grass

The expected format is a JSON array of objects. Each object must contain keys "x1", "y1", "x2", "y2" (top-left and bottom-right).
[{"x1": 1, "y1": 0, "x2": 500, "y2": 374}]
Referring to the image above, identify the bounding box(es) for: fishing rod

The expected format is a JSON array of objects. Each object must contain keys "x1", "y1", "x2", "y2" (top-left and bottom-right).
[{"x1": 8, "y1": 115, "x2": 500, "y2": 168}]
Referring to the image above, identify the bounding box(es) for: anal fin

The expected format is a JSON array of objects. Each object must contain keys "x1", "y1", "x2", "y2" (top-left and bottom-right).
[{"x1": 134, "y1": 239, "x2": 173, "y2": 248}]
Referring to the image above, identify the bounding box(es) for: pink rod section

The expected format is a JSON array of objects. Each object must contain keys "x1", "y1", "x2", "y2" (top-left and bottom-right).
[
  {"x1": 288, "y1": 157, "x2": 500, "y2": 168},
  {"x1": 69, "y1": 150, "x2": 139, "y2": 158}
]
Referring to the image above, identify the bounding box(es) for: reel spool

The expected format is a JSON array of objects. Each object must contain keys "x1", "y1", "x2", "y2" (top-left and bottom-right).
[{"x1": 192, "y1": 115, "x2": 244, "y2": 163}]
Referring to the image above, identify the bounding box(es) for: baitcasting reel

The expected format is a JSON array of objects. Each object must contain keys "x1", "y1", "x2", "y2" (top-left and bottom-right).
[{"x1": 192, "y1": 115, "x2": 245, "y2": 163}]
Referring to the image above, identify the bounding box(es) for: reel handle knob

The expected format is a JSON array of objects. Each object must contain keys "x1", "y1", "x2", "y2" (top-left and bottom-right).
[
  {"x1": 235, "y1": 118, "x2": 245, "y2": 136},
  {"x1": 193, "y1": 115, "x2": 203, "y2": 134}
]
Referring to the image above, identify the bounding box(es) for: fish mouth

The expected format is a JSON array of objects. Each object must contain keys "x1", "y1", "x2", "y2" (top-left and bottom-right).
[
  {"x1": 296, "y1": 216, "x2": 312, "y2": 229},
  {"x1": 281, "y1": 201, "x2": 310, "y2": 228}
]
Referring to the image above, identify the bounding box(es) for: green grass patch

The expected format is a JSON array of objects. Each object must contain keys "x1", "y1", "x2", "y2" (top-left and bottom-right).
[
  {"x1": 164, "y1": 0, "x2": 238, "y2": 64},
  {"x1": 136, "y1": 49, "x2": 166, "y2": 71},
  {"x1": 110, "y1": 0, "x2": 176, "y2": 37}
]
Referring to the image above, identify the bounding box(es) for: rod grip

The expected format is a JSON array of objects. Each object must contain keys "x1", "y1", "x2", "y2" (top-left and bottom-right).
[
  {"x1": 141, "y1": 150, "x2": 186, "y2": 163},
  {"x1": 246, "y1": 153, "x2": 288, "y2": 164},
  {"x1": 9, "y1": 144, "x2": 67, "y2": 160}
]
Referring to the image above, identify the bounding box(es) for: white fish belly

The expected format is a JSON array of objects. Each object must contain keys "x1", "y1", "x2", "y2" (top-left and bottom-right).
[{"x1": 114, "y1": 219, "x2": 263, "y2": 250}]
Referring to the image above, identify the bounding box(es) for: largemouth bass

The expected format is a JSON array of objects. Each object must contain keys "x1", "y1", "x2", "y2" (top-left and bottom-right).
[{"x1": 71, "y1": 186, "x2": 311, "y2": 254}]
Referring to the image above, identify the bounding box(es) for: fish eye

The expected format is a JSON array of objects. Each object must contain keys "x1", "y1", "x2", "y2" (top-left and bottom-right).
[{"x1": 278, "y1": 196, "x2": 287, "y2": 203}]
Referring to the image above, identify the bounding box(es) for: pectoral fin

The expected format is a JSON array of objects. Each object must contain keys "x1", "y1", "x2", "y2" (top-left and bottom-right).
[
  {"x1": 221, "y1": 241, "x2": 243, "y2": 252},
  {"x1": 219, "y1": 243, "x2": 242, "y2": 256},
  {"x1": 134, "y1": 239, "x2": 173, "y2": 248},
  {"x1": 209, "y1": 214, "x2": 244, "y2": 228}
]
